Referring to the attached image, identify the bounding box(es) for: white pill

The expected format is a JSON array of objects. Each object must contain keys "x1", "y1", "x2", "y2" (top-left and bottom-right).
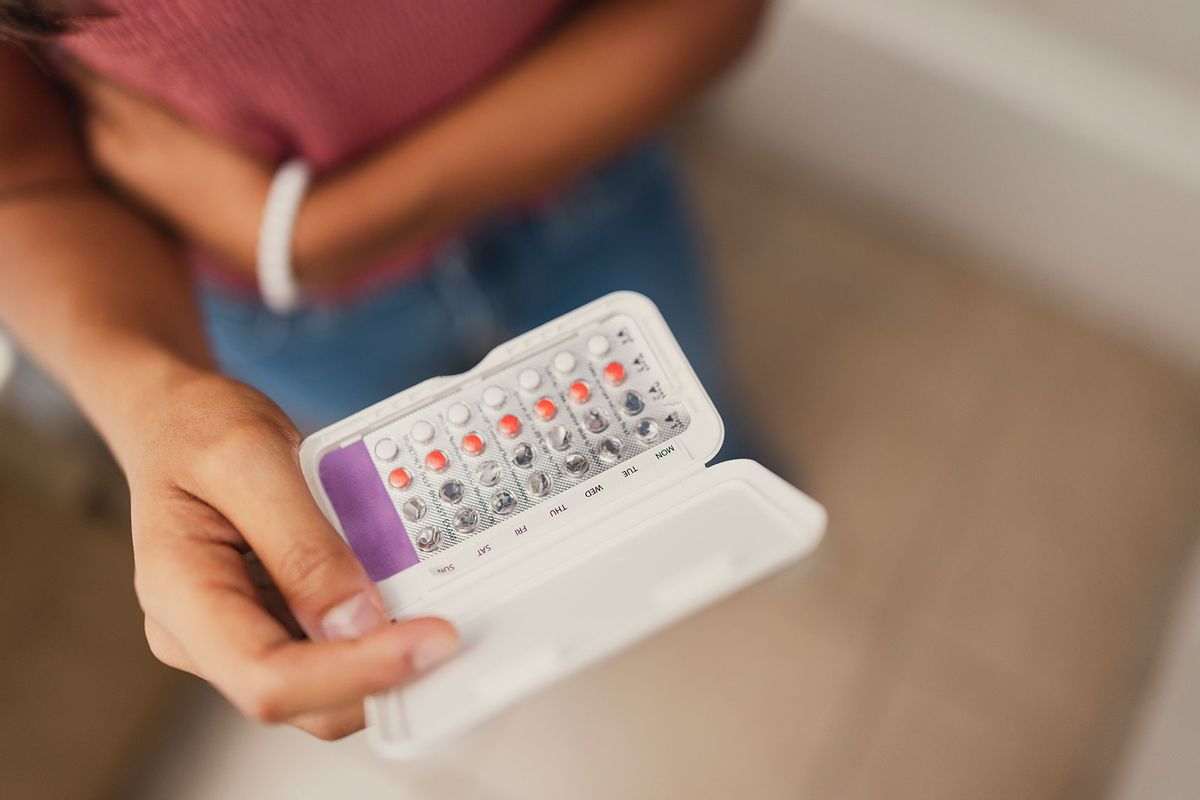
[
  {"x1": 447, "y1": 402, "x2": 471, "y2": 426},
  {"x1": 552, "y1": 351, "x2": 576, "y2": 374},
  {"x1": 374, "y1": 438, "x2": 399, "y2": 460},
  {"x1": 410, "y1": 420, "x2": 435, "y2": 443},
  {"x1": 518, "y1": 369, "x2": 542, "y2": 391},
  {"x1": 482, "y1": 386, "x2": 507, "y2": 408},
  {"x1": 587, "y1": 334, "x2": 610, "y2": 357}
]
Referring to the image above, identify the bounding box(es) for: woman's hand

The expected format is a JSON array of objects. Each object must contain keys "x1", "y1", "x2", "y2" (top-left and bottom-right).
[
  {"x1": 123, "y1": 365, "x2": 458, "y2": 739},
  {"x1": 70, "y1": 71, "x2": 427, "y2": 290},
  {"x1": 1, "y1": 45, "x2": 455, "y2": 740},
  {"x1": 73, "y1": 70, "x2": 269, "y2": 274}
]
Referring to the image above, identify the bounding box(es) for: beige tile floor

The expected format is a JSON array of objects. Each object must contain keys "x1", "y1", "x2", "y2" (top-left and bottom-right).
[
  {"x1": 4, "y1": 126, "x2": 1200, "y2": 800},
  {"x1": 681, "y1": 128, "x2": 1200, "y2": 799},
  {"x1": 0, "y1": 417, "x2": 184, "y2": 800}
]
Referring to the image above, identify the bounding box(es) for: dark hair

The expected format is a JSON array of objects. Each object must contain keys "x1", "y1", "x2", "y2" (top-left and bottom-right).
[{"x1": 0, "y1": 1, "x2": 74, "y2": 41}]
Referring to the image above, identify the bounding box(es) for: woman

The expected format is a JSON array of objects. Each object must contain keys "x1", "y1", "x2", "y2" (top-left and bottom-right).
[{"x1": 0, "y1": 0, "x2": 766, "y2": 740}]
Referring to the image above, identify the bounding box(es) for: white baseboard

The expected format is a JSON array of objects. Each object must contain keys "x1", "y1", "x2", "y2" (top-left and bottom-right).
[{"x1": 708, "y1": 0, "x2": 1200, "y2": 370}]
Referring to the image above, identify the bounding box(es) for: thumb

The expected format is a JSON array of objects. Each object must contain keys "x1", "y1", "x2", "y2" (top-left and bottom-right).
[{"x1": 192, "y1": 422, "x2": 392, "y2": 641}]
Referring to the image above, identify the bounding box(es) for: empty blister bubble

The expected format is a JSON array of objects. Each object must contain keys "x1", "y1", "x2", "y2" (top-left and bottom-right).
[
  {"x1": 512, "y1": 443, "x2": 535, "y2": 468},
  {"x1": 402, "y1": 497, "x2": 427, "y2": 523},
  {"x1": 491, "y1": 491, "x2": 517, "y2": 516},
  {"x1": 528, "y1": 471, "x2": 552, "y2": 497},
  {"x1": 635, "y1": 418, "x2": 659, "y2": 443},
  {"x1": 453, "y1": 507, "x2": 479, "y2": 534},
  {"x1": 439, "y1": 479, "x2": 465, "y2": 504},
  {"x1": 548, "y1": 424, "x2": 572, "y2": 451},
  {"x1": 597, "y1": 435, "x2": 623, "y2": 463},
  {"x1": 564, "y1": 453, "x2": 589, "y2": 477},
  {"x1": 415, "y1": 526, "x2": 442, "y2": 552},
  {"x1": 620, "y1": 390, "x2": 645, "y2": 416},
  {"x1": 476, "y1": 460, "x2": 502, "y2": 487}
]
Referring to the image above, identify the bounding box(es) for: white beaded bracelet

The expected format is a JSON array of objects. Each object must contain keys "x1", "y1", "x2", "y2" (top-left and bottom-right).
[{"x1": 256, "y1": 158, "x2": 312, "y2": 314}]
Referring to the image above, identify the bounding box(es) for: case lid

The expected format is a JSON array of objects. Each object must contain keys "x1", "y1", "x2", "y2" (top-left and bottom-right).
[{"x1": 366, "y1": 458, "x2": 826, "y2": 758}]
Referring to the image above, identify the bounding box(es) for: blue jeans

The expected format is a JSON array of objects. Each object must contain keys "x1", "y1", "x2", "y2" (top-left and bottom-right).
[{"x1": 199, "y1": 142, "x2": 751, "y2": 460}]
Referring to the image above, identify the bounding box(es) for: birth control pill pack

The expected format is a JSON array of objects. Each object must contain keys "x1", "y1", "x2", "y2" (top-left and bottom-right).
[{"x1": 300, "y1": 292, "x2": 826, "y2": 757}]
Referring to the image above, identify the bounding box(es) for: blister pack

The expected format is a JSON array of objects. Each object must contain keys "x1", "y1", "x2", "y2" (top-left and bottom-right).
[{"x1": 300, "y1": 292, "x2": 825, "y2": 756}]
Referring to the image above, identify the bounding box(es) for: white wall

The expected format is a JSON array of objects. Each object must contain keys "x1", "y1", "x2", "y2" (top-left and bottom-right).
[
  {"x1": 983, "y1": 0, "x2": 1200, "y2": 91},
  {"x1": 708, "y1": 0, "x2": 1200, "y2": 370}
]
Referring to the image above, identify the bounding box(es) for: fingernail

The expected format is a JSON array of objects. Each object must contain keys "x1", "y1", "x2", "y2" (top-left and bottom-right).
[
  {"x1": 411, "y1": 632, "x2": 459, "y2": 673},
  {"x1": 320, "y1": 591, "x2": 386, "y2": 640}
]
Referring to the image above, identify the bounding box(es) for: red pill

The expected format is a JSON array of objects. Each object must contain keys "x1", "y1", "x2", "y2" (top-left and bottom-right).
[
  {"x1": 498, "y1": 414, "x2": 521, "y2": 438},
  {"x1": 603, "y1": 361, "x2": 626, "y2": 386},
  {"x1": 569, "y1": 381, "x2": 591, "y2": 404},
  {"x1": 424, "y1": 450, "x2": 448, "y2": 472},
  {"x1": 534, "y1": 398, "x2": 557, "y2": 420},
  {"x1": 387, "y1": 467, "x2": 411, "y2": 489}
]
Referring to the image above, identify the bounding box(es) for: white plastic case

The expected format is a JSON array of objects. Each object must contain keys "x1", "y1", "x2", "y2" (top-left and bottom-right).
[{"x1": 299, "y1": 292, "x2": 826, "y2": 757}]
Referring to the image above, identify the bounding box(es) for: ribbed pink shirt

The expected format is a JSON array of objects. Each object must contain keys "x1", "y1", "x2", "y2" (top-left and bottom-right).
[{"x1": 62, "y1": 0, "x2": 571, "y2": 292}]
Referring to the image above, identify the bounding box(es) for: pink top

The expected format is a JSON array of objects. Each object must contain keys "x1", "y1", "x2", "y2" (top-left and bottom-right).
[{"x1": 61, "y1": 0, "x2": 571, "y2": 293}]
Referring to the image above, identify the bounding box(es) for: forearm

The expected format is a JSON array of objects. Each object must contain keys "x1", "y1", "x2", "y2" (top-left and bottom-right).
[
  {"x1": 0, "y1": 47, "x2": 212, "y2": 467},
  {"x1": 0, "y1": 187, "x2": 214, "y2": 464},
  {"x1": 294, "y1": 0, "x2": 766, "y2": 281}
]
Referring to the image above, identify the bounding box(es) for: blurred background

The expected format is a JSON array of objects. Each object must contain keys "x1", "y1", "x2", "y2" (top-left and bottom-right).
[{"x1": 3, "y1": 0, "x2": 1199, "y2": 797}]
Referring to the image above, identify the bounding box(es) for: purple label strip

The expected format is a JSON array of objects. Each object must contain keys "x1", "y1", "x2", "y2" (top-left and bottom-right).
[{"x1": 318, "y1": 440, "x2": 419, "y2": 581}]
